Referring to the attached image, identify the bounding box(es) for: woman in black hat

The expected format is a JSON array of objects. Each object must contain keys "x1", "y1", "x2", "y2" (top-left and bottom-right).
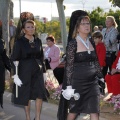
[{"x1": 57, "y1": 10, "x2": 104, "y2": 120}]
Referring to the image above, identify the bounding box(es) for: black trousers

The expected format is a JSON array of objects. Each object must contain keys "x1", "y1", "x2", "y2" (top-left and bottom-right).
[
  {"x1": 102, "y1": 51, "x2": 116, "y2": 77},
  {"x1": 53, "y1": 67, "x2": 64, "y2": 85}
]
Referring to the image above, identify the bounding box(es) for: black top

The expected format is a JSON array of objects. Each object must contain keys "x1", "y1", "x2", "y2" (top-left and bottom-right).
[
  {"x1": 65, "y1": 39, "x2": 103, "y2": 85},
  {"x1": 12, "y1": 36, "x2": 46, "y2": 72},
  {"x1": 0, "y1": 38, "x2": 11, "y2": 72}
]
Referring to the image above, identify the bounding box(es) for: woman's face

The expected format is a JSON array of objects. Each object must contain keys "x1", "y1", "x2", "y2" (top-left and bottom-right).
[
  {"x1": 78, "y1": 19, "x2": 90, "y2": 35},
  {"x1": 46, "y1": 40, "x2": 54, "y2": 47},
  {"x1": 23, "y1": 23, "x2": 35, "y2": 36},
  {"x1": 105, "y1": 18, "x2": 113, "y2": 28}
]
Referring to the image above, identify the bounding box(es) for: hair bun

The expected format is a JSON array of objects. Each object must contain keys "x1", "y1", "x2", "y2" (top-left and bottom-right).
[{"x1": 20, "y1": 12, "x2": 34, "y2": 25}]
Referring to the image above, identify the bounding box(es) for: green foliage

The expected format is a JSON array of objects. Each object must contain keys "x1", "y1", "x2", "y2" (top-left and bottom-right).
[
  {"x1": 35, "y1": 20, "x2": 61, "y2": 43},
  {"x1": 88, "y1": 7, "x2": 120, "y2": 32},
  {"x1": 109, "y1": 0, "x2": 120, "y2": 7},
  {"x1": 89, "y1": 7, "x2": 106, "y2": 31},
  {"x1": 34, "y1": 7, "x2": 120, "y2": 42},
  {"x1": 45, "y1": 20, "x2": 61, "y2": 42},
  {"x1": 35, "y1": 20, "x2": 44, "y2": 33}
]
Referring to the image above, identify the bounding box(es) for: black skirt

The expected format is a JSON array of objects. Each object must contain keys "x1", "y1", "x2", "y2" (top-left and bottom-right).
[
  {"x1": 12, "y1": 59, "x2": 47, "y2": 106},
  {"x1": 69, "y1": 63, "x2": 100, "y2": 113}
]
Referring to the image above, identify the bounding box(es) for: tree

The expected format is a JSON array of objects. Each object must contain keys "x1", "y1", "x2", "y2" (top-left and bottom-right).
[
  {"x1": 88, "y1": 7, "x2": 106, "y2": 30},
  {"x1": 10, "y1": 1, "x2": 14, "y2": 19},
  {"x1": 0, "y1": 0, "x2": 11, "y2": 55},
  {"x1": 109, "y1": 0, "x2": 120, "y2": 7},
  {"x1": 56, "y1": 0, "x2": 67, "y2": 53}
]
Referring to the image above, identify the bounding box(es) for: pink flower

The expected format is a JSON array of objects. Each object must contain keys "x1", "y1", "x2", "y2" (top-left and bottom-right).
[{"x1": 109, "y1": 94, "x2": 120, "y2": 112}]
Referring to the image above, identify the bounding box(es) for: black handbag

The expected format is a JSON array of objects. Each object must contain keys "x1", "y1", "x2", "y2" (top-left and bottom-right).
[
  {"x1": 98, "y1": 80, "x2": 105, "y2": 95},
  {"x1": 106, "y1": 51, "x2": 116, "y2": 66},
  {"x1": 96, "y1": 77, "x2": 105, "y2": 95},
  {"x1": 57, "y1": 54, "x2": 66, "y2": 68},
  {"x1": 45, "y1": 59, "x2": 51, "y2": 70}
]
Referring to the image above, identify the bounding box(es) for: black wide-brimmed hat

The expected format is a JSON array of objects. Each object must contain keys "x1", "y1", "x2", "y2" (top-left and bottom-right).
[{"x1": 68, "y1": 10, "x2": 88, "y2": 42}]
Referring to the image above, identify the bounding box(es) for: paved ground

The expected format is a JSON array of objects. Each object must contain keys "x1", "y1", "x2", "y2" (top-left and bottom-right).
[{"x1": 0, "y1": 91, "x2": 107, "y2": 120}]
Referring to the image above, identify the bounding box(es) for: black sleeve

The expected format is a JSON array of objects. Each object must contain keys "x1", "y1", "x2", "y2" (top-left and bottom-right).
[
  {"x1": 65, "y1": 40, "x2": 77, "y2": 85},
  {"x1": 0, "y1": 39, "x2": 11, "y2": 72},
  {"x1": 39, "y1": 39, "x2": 46, "y2": 73},
  {"x1": 1, "y1": 49, "x2": 11, "y2": 72},
  {"x1": 10, "y1": 39, "x2": 22, "y2": 75},
  {"x1": 11, "y1": 40, "x2": 21, "y2": 61}
]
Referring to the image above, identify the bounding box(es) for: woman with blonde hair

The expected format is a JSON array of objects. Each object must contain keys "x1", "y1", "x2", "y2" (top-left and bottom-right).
[
  {"x1": 102, "y1": 15, "x2": 118, "y2": 77},
  {"x1": 106, "y1": 16, "x2": 118, "y2": 28}
]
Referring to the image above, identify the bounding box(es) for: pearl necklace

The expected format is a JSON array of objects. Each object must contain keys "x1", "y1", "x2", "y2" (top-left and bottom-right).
[{"x1": 76, "y1": 35, "x2": 91, "y2": 54}]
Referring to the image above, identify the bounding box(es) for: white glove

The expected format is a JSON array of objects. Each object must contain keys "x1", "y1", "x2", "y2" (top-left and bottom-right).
[
  {"x1": 62, "y1": 86, "x2": 75, "y2": 100},
  {"x1": 12, "y1": 61, "x2": 23, "y2": 87},
  {"x1": 73, "y1": 93, "x2": 80, "y2": 100},
  {"x1": 43, "y1": 73, "x2": 47, "y2": 82},
  {"x1": 12, "y1": 75, "x2": 23, "y2": 87},
  {"x1": 99, "y1": 78, "x2": 105, "y2": 83},
  {"x1": 62, "y1": 86, "x2": 80, "y2": 100}
]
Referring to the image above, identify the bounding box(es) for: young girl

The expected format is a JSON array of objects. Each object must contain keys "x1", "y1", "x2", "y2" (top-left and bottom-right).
[{"x1": 92, "y1": 31, "x2": 106, "y2": 70}]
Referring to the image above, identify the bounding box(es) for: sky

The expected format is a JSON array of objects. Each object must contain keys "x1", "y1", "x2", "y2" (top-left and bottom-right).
[{"x1": 12, "y1": 0, "x2": 120, "y2": 20}]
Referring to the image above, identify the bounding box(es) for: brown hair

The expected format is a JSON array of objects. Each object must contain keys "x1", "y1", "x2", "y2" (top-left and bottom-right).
[
  {"x1": 72, "y1": 16, "x2": 91, "y2": 39},
  {"x1": 46, "y1": 35, "x2": 55, "y2": 43},
  {"x1": 92, "y1": 31, "x2": 103, "y2": 39},
  {"x1": 22, "y1": 20, "x2": 36, "y2": 28}
]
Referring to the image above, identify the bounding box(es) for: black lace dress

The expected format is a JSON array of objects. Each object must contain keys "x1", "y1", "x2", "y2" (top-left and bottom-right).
[{"x1": 57, "y1": 39, "x2": 103, "y2": 120}]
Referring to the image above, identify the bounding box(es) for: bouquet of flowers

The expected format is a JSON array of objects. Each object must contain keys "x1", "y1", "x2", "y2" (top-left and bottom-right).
[
  {"x1": 45, "y1": 80, "x2": 55, "y2": 92},
  {"x1": 45, "y1": 80, "x2": 62, "y2": 101},
  {"x1": 109, "y1": 94, "x2": 120, "y2": 112},
  {"x1": 52, "y1": 84, "x2": 62, "y2": 100}
]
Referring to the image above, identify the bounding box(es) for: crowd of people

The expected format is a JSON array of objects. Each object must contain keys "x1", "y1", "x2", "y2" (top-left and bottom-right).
[{"x1": 0, "y1": 9, "x2": 120, "y2": 120}]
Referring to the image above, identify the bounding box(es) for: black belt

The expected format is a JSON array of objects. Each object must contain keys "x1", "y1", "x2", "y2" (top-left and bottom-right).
[
  {"x1": 106, "y1": 51, "x2": 116, "y2": 54},
  {"x1": 74, "y1": 61, "x2": 95, "y2": 66}
]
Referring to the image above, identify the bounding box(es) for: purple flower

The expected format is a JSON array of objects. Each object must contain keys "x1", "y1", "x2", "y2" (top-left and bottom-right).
[{"x1": 109, "y1": 94, "x2": 120, "y2": 112}]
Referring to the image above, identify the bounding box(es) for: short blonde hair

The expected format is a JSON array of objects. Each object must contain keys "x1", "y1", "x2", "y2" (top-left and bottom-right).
[
  {"x1": 94, "y1": 26, "x2": 98, "y2": 31},
  {"x1": 106, "y1": 16, "x2": 118, "y2": 28}
]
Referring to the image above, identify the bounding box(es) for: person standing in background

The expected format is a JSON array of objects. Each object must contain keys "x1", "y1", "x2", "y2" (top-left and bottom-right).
[
  {"x1": 102, "y1": 16, "x2": 118, "y2": 77},
  {"x1": 98, "y1": 25, "x2": 103, "y2": 32},
  {"x1": 9, "y1": 19, "x2": 17, "y2": 55},
  {"x1": 44, "y1": 36, "x2": 64, "y2": 85},
  {"x1": 92, "y1": 31, "x2": 106, "y2": 95},
  {"x1": 92, "y1": 31, "x2": 106, "y2": 70},
  {"x1": 93, "y1": 25, "x2": 99, "y2": 32}
]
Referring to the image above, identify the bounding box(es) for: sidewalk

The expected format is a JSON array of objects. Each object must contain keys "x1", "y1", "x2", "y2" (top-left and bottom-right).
[{"x1": 1, "y1": 91, "x2": 107, "y2": 120}]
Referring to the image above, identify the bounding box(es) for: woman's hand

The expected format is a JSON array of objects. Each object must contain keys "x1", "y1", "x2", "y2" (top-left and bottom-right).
[
  {"x1": 111, "y1": 68, "x2": 117, "y2": 75},
  {"x1": 43, "y1": 73, "x2": 47, "y2": 82}
]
